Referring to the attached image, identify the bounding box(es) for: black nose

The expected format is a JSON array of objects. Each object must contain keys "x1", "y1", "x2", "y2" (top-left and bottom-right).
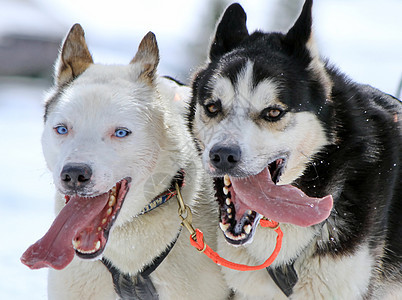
[
  {"x1": 209, "y1": 145, "x2": 241, "y2": 171},
  {"x1": 60, "y1": 163, "x2": 92, "y2": 191}
]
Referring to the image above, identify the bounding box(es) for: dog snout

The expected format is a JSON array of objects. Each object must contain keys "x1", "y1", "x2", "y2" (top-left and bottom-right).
[
  {"x1": 209, "y1": 144, "x2": 241, "y2": 171},
  {"x1": 60, "y1": 163, "x2": 92, "y2": 191}
]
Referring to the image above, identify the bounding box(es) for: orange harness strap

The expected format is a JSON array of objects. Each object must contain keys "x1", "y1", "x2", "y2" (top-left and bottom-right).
[
  {"x1": 175, "y1": 182, "x2": 282, "y2": 272},
  {"x1": 189, "y1": 219, "x2": 283, "y2": 271}
]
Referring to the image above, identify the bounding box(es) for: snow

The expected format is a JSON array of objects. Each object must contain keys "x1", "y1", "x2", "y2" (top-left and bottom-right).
[
  {"x1": 0, "y1": 78, "x2": 53, "y2": 299},
  {"x1": 0, "y1": 0, "x2": 401, "y2": 299}
]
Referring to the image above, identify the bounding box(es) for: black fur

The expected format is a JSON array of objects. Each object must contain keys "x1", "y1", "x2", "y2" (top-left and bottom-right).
[{"x1": 189, "y1": 0, "x2": 402, "y2": 296}]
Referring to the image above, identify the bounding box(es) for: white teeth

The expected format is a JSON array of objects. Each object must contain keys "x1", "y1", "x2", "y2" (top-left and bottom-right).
[
  {"x1": 223, "y1": 186, "x2": 229, "y2": 195},
  {"x1": 226, "y1": 198, "x2": 231, "y2": 206},
  {"x1": 72, "y1": 239, "x2": 80, "y2": 249},
  {"x1": 224, "y1": 175, "x2": 231, "y2": 186},
  {"x1": 106, "y1": 207, "x2": 113, "y2": 216},
  {"x1": 244, "y1": 224, "x2": 252, "y2": 234},
  {"x1": 228, "y1": 214, "x2": 233, "y2": 219},
  {"x1": 101, "y1": 218, "x2": 107, "y2": 225},
  {"x1": 224, "y1": 231, "x2": 247, "y2": 241},
  {"x1": 111, "y1": 186, "x2": 117, "y2": 194},
  {"x1": 227, "y1": 208, "x2": 232, "y2": 214},
  {"x1": 246, "y1": 210, "x2": 252, "y2": 215},
  {"x1": 98, "y1": 226, "x2": 102, "y2": 232},
  {"x1": 108, "y1": 195, "x2": 116, "y2": 207},
  {"x1": 219, "y1": 222, "x2": 230, "y2": 232},
  {"x1": 94, "y1": 240, "x2": 101, "y2": 251},
  {"x1": 73, "y1": 240, "x2": 101, "y2": 254}
]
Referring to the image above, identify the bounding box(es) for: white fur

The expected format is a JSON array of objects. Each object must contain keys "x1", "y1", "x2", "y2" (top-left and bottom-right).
[
  {"x1": 43, "y1": 55, "x2": 229, "y2": 298},
  {"x1": 215, "y1": 222, "x2": 376, "y2": 300},
  {"x1": 293, "y1": 244, "x2": 374, "y2": 299},
  {"x1": 216, "y1": 224, "x2": 317, "y2": 299}
]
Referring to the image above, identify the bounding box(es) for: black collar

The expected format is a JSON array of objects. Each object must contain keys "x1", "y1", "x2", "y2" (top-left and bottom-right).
[{"x1": 102, "y1": 230, "x2": 181, "y2": 300}]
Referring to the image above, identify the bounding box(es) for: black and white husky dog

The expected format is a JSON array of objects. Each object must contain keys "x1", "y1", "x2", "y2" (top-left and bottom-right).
[{"x1": 189, "y1": 1, "x2": 401, "y2": 299}]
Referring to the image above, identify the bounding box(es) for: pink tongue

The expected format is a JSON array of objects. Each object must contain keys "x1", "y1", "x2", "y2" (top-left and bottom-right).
[
  {"x1": 20, "y1": 194, "x2": 108, "y2": 270},
  {"x1": 230, "y1": 168, "x2": 333, "y2": 227}
]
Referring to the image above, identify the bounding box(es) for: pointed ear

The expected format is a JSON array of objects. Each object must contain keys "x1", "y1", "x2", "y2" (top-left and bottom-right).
[
  {"x1": 209, "y1": 3, "x2": 249, "y2": 61},
  {"x1": 130, "y1": 32, "x2": 159, "y2": 83},
  {"x1": 283, "y1": 0, "x2": 315, "y2": 57},
  {"x1": 285, "y1": 0, "x2": 332, "y2": 98},
  {"x1": 54, "y1": 23, "x2": 93, "y2": 86}
]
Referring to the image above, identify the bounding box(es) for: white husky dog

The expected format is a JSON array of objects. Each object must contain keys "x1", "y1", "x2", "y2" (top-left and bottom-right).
[{"x1": 21, "y1": 24, "x2": 229, "y2": 300}]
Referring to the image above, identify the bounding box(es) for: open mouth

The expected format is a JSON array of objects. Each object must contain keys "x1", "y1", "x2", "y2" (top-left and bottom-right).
[
  {"x1": 268, "y1": 158, "x2": 286, "y2": 184},
  {"x1": 21, "y1": 178, "x2": 131, "y2": 270},
  {"x1": 215, "y1": 158, "x2": 285, "y2": 245},
  {"x1": 69, "y1": 179, "x2": 130, "y2": 259},
  {"x1": 214, "y1": 158, "x2": 333, "y2": 245}
]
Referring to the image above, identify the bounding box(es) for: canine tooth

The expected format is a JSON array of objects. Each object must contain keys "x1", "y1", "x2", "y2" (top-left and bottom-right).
[
  {"x1": 94, "y1": 241, "x2": 101, "y2": 251},
  {"x1": 223, "y1": 186, "x2": 228, "y2": 195},
  {"x1": 227, "y1": 208, "x2": 232, "y2": 214},
  {"x1": 219, "y1": 222, "x2": 230, "y2": 232},
  {"x1": 244, "y1": 224, "x2": 252, "y2": 234},
  {"x1": 106, "y1": 207, "x2": 113, "y2": 216},
  {"x1": 226, "y1": 198, "x2": 232, "y2": 206},
  {"x1": 246, "y1": 210, "x2": 252, "y2": 215},
  {"x1": 108, "y1": 195, "x2": 116, "y2": 207},
  {"x1": 224, "y1": 175, "x2": 231, "y2": 186},
  {"x1": 101, "y1": 218, "x2": 107, "y2": 225},
  {"x1": 72, "y1": 239, "x2": 80, "y2": 249}
]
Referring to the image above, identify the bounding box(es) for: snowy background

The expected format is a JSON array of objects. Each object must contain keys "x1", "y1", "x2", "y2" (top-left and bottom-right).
[{"x1": 0, "y1": 0, "x2": 401, "y2": 299}]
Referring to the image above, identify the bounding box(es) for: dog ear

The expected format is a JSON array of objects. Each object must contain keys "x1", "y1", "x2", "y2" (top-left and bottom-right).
[
  {"x1": 283, "y1": 0, "x2": 316, "y2": 58},
  {"x1": 284, "y1": 0, "x2": 332, "y2": 98},
  {"x1": 209, "y1": 3, "x2": 249, "y2": 61},
  {"x1": 54, "y1": 24, "x2": 93, "y2": 87},
  {"x1": 131, "y1": 32, "x2": 160, "y2": 83}
]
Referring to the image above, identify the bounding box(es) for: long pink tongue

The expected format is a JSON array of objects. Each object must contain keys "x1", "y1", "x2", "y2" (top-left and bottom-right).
[
  {"x1": 230, "y1": 168, "x2": 333, "y2": 227},
  {"x1": 20, "y1": 194, "x2": 108, "y2": 270}
]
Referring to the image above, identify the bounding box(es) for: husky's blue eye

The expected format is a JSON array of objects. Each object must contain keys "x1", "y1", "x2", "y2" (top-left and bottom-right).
[
  {"x1": 55, "y1": 125, "x2": 68, "y2": 135},
  {"x1": 114, "y1": 128, "x2": 131, "y2": 138}
]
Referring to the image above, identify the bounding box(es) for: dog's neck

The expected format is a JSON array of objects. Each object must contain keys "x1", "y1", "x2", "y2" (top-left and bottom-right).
[
  {"x1": 102, "y1": 230, "x2": 181, "y2": 299},
  {"x1": 139, "y1": 169, "x2": 185, "y2": 215}
]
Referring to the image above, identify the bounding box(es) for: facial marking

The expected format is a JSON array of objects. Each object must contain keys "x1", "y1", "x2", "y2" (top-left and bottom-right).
[{"x1": 194, "y1": 59, "x2": 329, "y2": 183}]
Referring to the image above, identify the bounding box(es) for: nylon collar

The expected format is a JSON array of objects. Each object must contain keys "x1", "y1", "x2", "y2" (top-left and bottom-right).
[{"x1": 139, "y1": 169, "x2": 185, "y2": 215}]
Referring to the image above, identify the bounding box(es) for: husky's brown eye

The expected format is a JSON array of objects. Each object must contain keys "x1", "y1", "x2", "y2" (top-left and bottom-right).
[
  {"x1": 268, "y1": 109, "x2": 281, "y2": 118},
  {"x1": 261, "y1": 107, "x2": 285, "y2": 121},
  {"x1": 204, "y1": 100, "x2": 222, "y2": 117},
  {"x1": 207, "y1": 104, "x2": 218, "y2": 113}
]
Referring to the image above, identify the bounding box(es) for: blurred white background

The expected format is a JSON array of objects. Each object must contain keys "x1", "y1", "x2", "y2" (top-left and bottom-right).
[{"x1": 0, "y1": 0, "x2": 401, "y2": 298}]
